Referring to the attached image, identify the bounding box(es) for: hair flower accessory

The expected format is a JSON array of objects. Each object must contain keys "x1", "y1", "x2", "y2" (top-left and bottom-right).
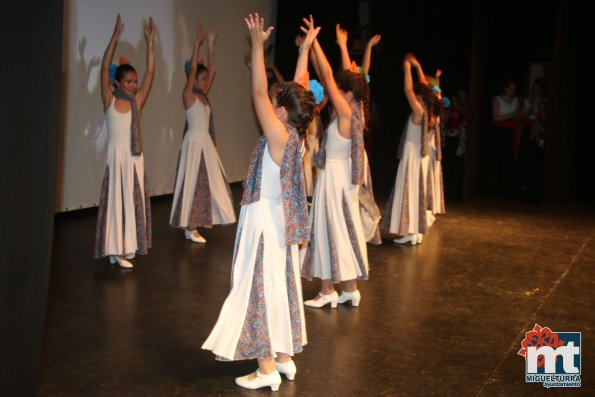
[
  {"x1": 108, "y1": 57, "x2": 131, "y2": 83},
  {"x1": 309, "y1": 79, "x2": 325, "y2": 104},
  {"x1": 426, "y1": 75, "x2": 447, "y2": 105},
  {"x1": 361, "y1": 69, "x2": 371, "y2": 83},
  {"x1": 184, "y1": 59, "x2": 206, "y2": 76},
  {"x1": 349, "y1": 61, "x2": 370, "y2": 82},
  {"x1": 109, "y1": 64, "x2": 118, "y2": 83}
]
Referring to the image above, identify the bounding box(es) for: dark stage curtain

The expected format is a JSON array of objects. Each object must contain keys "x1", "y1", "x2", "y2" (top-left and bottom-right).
[{"x1": 0, "y1": 1, "x2": 63, "y2": 396}]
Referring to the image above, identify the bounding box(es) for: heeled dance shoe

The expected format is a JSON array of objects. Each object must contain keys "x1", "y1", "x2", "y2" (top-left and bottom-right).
[
  {"x1": 304, "y1": 291, "x2": 339, "y2": 308},
  {"x1": 184, "y1": 229, "x2": 206, "y2": 243},
  {"x1": 393, "y1": 234, "x2": 414, "y2": 245},
  {"x1": 275, "y1": 359, "x2": 297, "y2": 380},
  {"x1": 338, "y1": 289, "x2": 361, "y2": 307},
  {"x1": 109, "y1": 255, "x2": 133, "y2": 269},
  {"x1": 415, "y1": 233, "x2": 423, "y2": 244},
  {"x1": 235, "y1": 369, "x2": 282, "y2": 391},
  {"x1": 393, "y1": 233, "x2": 423, "y2": 245}
]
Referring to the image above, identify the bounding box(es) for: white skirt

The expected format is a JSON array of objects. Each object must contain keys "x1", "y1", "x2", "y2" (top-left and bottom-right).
[
  {"x1": 301, "y1": 158, "x2": 369, "y2": 282},
  {"x1": 95, "y1": 140, "x2": 151, "y2": 258},
  {"x1": 170, "y1": 132, "x2": 235, "y2": 228},
  {"x1": 383, "y1": 141, "x2": 434, "y2": 235},
  {"x1": 202, "y1": 198, "x2": 307, "y2": 360},
  {"x1": 427, "y1": 155, "x2": 446, "y2": 215},
  {"x1": 359, "y1": 152, "x2": 381, "y2": 243}
]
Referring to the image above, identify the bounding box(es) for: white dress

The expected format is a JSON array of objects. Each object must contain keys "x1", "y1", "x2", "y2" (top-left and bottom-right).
[
  {"x1": 359, "y1": 151, "x2": 382, "y2": 244},
  {"x1": 301, "y1": 118, "x2": 369, "y2": 282},
  {"x1": 94, "y1": 97, "x2": 151, "y2": 258},
  {"x1": 382, "y1": 115, "x2": 434, "y2": 235},
  {"x1": 170, "y1": 97, "x2": 236, "y2": 229},
  {"x1": 202, "y1": 144, "x2": 307, "y2": 360},
  {"x1": 427, "y1": 125, "x2": 446, "y2": 215}
]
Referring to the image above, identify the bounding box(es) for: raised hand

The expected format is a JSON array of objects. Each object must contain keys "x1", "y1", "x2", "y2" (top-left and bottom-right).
[
  {"x1": 144, "y1": 17, "x2": 155, "y2": 41},
  {"x1": 335, "y1": 23, "x2": 348, "y2": 48},
  {"x1": 368, "y1": 34, "x2": 381, "y2": 47},
  {"x1": 197, "y1": 24, "x2": 206, "y2": 45},
  {"x1": 300, "y1": 16, "x2": 320, "y2": 49},
  {"x1": 407, "y1": 54, "x2": 421, "y2": 69},
  {"x1": 207, "y1": 27, "x2": 217, "y2": 47},
  {"x1": 244, "y1": 13, "x2": 274, "y2": 45},
  {"x1": 302, "y1": 15, "x2": 314, "y2": 29},
  {"x1": 113, "y1": 14, "x2": 124, "y2": 39}
]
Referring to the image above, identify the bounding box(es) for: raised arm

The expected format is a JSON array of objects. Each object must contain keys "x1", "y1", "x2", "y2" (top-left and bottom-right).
[
  {"x1": 434, "y1": 69, "x2": 442, "y2": 88},
  {"x1": 362, "y1": 34, "x2": 381, "y2": 75},
  {"x1": 101, "y1": 15, "x2": 124, "y2": 110},
  {"x1": 136, "y1": 17, "x2": 155, "y2": 109},
  {"x1": 406, "y1": 53, "x2": 427, "y2": 85},
  {"x1": 204, "y1": 27, "x2": 217, "y2": 93},
  {"x1": 335, "y1": 23, "x2": 351, "y2": 70},
  {"x1": 403, "y1": 57, "x2": 424, "y2": 123},
  {"x1": 294, "y1": 25, "x2": 320, "y2": 84},
  {"x1": 304, "y1": 17, "x2": 351, "y2": 132},
  {"x1": 182, "y1": 25, "x2": 205, "y2": 108},
  {"x1": 245, "y1": 12, "x2": 288, "y2": 162},
  {"x1": 306, "y1": 48, "x2": 328, "y2": 112}
]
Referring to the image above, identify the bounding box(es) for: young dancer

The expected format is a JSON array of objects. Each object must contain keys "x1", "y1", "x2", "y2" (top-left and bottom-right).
[
  {"x1": 381, "y1": 54, "x2": 444, "y2": 244},
  {"x1": 301, "y1": 16, "x2": 370, "y2": 308},
  {"x1": 170, "y1": 25, "x2": 236, "y2": 243},
  {"x1": 335, "y1": 24, "x2": 382, "y2": 244},
  {"x1": 202, "y1": 13, "x2": 318, "y2": 391},
  {"x1": 94, "y1": 15, "x2": 155, "y2": 268}
]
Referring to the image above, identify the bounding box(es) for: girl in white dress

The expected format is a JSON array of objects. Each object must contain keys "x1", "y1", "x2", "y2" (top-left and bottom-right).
[
  {"x1": 425, "y1": 69, "x2": 446, "y2": 216},
  {"x1": 335, "y1": 24, "x2": 382, "y2": 244},
  {"x1": 381, "y1": 54, "x2": 444, "y2": 245},
  {"x1": 170, "y1": 25, "x2": 236, "y2": 243},
  {"x1": 202, "y1": 14, "x2": 318, "y2": 392},
  {"x1": 300, "y1": 16, "x2": 369, "y2": 309},
  {"x1": 426, "y1": 115, "x2": 446, "y2": 216},
  {"x1": 94, "y1": 15, "x2": 155, "y2": 269}
]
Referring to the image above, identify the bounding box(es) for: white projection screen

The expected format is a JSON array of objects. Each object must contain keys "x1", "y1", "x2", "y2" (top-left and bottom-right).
[{"x1": 56, "y1": 0, "x2": 275, "y2": 212}]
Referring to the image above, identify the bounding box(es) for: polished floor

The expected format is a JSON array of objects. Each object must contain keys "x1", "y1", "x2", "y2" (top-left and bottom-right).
[{"x1": 39, "y1": 186, "x2": 595, "y2": 396}]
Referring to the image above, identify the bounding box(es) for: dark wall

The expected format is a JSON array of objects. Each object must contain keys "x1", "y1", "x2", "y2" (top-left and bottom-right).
[
  {"x1": 274, "y1": 0, "x2": 592, "y2": 203},
  {"x1": 0, "y1": 1, "x2": 63, "y2": 396},
  {"x1": 275, "y1": 1, "x2": 473, "y2": 195}
]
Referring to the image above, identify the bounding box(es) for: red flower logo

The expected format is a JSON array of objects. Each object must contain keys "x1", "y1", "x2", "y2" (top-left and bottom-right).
[{"x1": 518, "y1": 324, "x2": 565, "y2": 367}]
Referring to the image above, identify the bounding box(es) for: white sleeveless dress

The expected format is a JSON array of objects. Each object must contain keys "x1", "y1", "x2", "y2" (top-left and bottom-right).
[
  {"x1": 301, "y1": 118, "x2": 369, "y2": 282},
  {"x1": 427, "y1": 125, "x2": 446, "y2": 215},
  {"x1": 383, "y1": 115, "x2": 434, "y2": 235},
  {"x1": 94, "y1": 97, "x2": 151, "y2": 258},
  {"x1": 170, "y1": 97, "x2": 236, "y2": 228},
  {"x1": 202, "y1": 143, "x2": 307, "y2": 360}
]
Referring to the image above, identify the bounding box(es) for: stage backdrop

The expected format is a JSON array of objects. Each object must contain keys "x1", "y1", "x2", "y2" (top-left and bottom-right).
[{"x1": 57, "y1": 0, "x2": 275, "y2": 212}]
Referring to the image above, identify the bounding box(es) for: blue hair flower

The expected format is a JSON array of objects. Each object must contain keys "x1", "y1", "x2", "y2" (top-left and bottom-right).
[
  {"x1": 442, "y1": 97, "x2": 451, "y2": 108},
  {"x1": 432, "y1": 85, "x2": 441, "y2": 95},
  {"x1": 309, "y1": 79, "x2": 325, "y2": 105},
  {"x1": 109, "y1": 64, "x2": 117, "y2": 83},
  {"x1": 352, "y1": 66, "x2": 370, "y2": 83},
  {"x1": 184, "y1": 60, "x2": 191, "y2": 76}
]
